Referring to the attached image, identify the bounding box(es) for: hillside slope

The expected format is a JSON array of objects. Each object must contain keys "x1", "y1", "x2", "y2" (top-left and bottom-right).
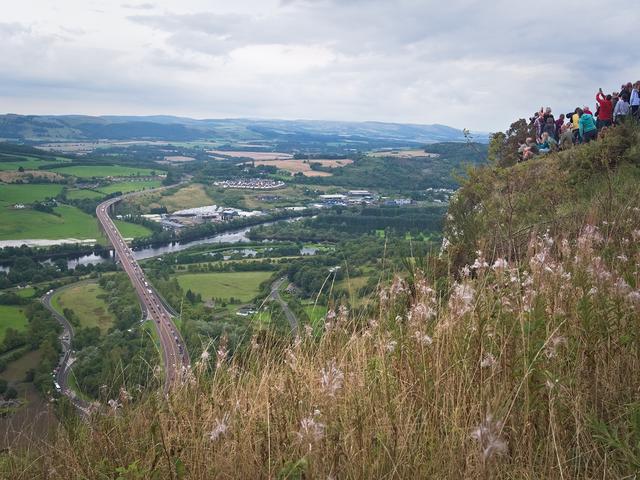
[{"x1": 2, "y1": 125, "x2": 640, "y2": 479}]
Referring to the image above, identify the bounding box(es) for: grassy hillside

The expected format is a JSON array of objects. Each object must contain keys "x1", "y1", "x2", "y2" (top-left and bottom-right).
[{"x1": 1, "y1": 124, "x2": 639, "y2": 478}]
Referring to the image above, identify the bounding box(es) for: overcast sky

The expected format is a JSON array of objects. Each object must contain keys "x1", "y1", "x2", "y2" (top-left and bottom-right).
[{"x1": 1, "y1": 1, "x2": 637, "y2": 131}]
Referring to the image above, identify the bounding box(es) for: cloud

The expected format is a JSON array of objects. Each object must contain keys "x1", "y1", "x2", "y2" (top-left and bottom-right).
[{"x1": 0, "y1": 1, "x2": 638, "y2": 131}]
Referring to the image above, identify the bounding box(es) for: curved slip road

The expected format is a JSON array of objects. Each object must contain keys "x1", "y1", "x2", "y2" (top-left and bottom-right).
[
  {"x1": 97, "y1": 193, "x2": 190, "y2": 393},
  {"x1": 41, "y1": 287, "x2": 92, "y2": 415},
  {"x1": 270, "y1": 278, "x2": 299, "y2": 335}
]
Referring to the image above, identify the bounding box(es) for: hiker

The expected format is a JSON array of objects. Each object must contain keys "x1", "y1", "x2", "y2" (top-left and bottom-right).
[
  {"x1": 630, "y1": 81, "x2": 640, "y2": 118},
  {"x1": 554, "y1": 114, "x2": 565, "y2": 139},
  {"x1": 568, "y1": 109, "x2": 581, "y2": 143},
  {"x1": 577, "y1": 108, "x2": 597, "y2": 143},
  {"x1": 518, "y1": 137, "x2": 538, "y2": 161},
  {"x1": 533, "y1": 112, "x2": 545, "y2": 140},
  {"x1": 595, "y1": 89, "x2": 613, "y2": 129},
  {"x1": 558, "y1": 124, "x2": 574, "y2": 150},
  {"x1": 614, "y1": 92, "x2": 631, "y2": 124},
  {"x1": 542, "y1": 117, "x2": 556, "y2": 138}
]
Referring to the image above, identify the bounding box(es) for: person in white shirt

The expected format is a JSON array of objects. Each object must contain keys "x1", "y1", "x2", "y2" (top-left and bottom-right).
[
  {"x1": 630, "y1": 81, "x2": 640, "y2": 118},
  {"x1": 614, "y1": 91, "x2": 631, "y2": 124}
]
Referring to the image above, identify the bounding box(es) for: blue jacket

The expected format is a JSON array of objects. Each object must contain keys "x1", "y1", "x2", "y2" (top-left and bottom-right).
[{"x1": 579, "y1": 114, "x2": 597, "y2": 137}]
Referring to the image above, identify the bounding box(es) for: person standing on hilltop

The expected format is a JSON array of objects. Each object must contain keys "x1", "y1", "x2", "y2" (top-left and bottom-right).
[
  {"x1": 554, "y1": 114, "x2": 565, "y2": 139},
  {"x1": 630, "y1": 81, "x2": 640, "y2": 118},
  {"x1": 568, "y1": 109, "x2": 581, "y2": 144},
  {"x1": 596, "y1": 88, "x2": 613, "y2": 130},
  {"x1": 614, "y1": 91, "x2": 631, "y2": 124},
  {"x1": 577, "y1": 108, "x2": 597, "y2": 143}
]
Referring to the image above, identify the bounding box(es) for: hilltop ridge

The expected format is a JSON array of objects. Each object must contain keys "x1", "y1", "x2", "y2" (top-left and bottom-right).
[{"x1": 0, "y1": 114, "x2": 486, "y2": 144}]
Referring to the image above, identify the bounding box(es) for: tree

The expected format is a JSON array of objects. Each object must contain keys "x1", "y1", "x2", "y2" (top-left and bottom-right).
[{"x1": 487, "y1": 119, "x2": 535, "y2": 167}]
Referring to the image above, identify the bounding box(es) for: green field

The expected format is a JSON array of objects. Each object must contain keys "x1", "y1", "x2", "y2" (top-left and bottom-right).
[
  {"x1": 66, "y1": 189, "x2": 105, "y2": 200},
  {"x1": 114, "y1": 220, "x2": 152, "y2": 238},
  {"x1": 98, "y1": 180, "x2": 161, "y2": 195},
  {"x1": 52, "y1": 282, "x2": 115, "y2": 333},
  {"x1": 52, "y1": 165, "x2": 165, "y2": 179},
  {"x1": 0, "y1": 204, "x2": 101, "y2": 241},
  {"x1": 0, "y1": 184, "x2": 63, "y2": 204},
  {"x1": 0, "y1": 154, "x2": 69, "y2": 172},
  {"x1": 176, "y1": 271, "x2": 273, "y2": 303},
  {"x1": 0, "y1": 306, "x2": 29, "y2": 342}
]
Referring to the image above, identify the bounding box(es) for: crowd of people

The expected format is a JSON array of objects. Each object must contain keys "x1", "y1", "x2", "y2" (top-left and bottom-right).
[{"x1": 518, "y1": 82, "x2": 640, "y2": 161}]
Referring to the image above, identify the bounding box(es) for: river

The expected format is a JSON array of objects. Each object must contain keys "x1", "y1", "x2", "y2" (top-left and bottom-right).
[{"x1": 1, "y1": 218, "x2": 306, "y2": 272}]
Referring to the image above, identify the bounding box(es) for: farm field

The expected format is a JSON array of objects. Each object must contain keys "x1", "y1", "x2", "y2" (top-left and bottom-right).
[
  {"x1": 249, "y1": 158, "x2": 353, "y2": 177},
  {"x1": 176, "y1": 271, "x2": 273, "y2": 303},
  {"x1": 113, "y1": 220, "x2": 152, "y2": 239},
  {"x1": 51, "y1": 165, "x2": 165, "y2": 178},
  {"x1": 97, "y1": 180, "x2": 161, "y2": 195},
  {"x1": 0, "y1": 205, "x2": 100, "y2": 241},
  {"x1": 207, "y1": 150, "x2": 293, "y2": 160},
  {"x1": 0, "y1": 305, "x2": 29, "y2": 342},
  {"x1": 369, "y1": 149, "x2": 439, "y2": 159},
  {"x1": 51, "y1": 282, "x2": 115, "y2": 333},
  {"x1": 0, "y1": 171, "x2": 64, "y2": 183},
  {"x1": 128, "y1": 183, "x2": 212, "y2": 213},
  {"x1": 0, "y1": 154, "x2": 69, "y2": 171},
  {"x1": 0, "y1": 184, "x2": 63, "y2": 204},
  {"x1": 66, "y1": 189, "x2": 105, "y2": 200}
]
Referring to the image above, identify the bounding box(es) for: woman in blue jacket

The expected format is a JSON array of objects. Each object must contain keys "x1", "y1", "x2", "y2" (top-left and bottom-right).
[{"x1": 577, "y1": 108, "x2": 597, "y2": 143}]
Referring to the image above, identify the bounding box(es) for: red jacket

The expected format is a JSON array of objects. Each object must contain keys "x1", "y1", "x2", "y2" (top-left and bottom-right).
[{"x1": 596, "y1": 93, "x2": 613, "y2": 121}]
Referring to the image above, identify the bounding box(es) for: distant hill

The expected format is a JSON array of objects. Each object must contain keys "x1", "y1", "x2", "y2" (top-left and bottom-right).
[{"x1": 0, "y1": 114, "x2": 488, "y2": 144}]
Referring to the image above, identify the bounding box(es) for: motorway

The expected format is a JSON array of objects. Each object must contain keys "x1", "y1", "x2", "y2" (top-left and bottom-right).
[{"x1": 96, "y1": 195, "x2": 190, "y2": 392}]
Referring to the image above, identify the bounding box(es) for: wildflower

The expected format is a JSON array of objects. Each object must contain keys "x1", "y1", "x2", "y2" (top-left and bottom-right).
[
  {"x1": 448, "y1": 282, "x2": 475, "y2": 317},
  {"x1": 304, "y1": 324, "x2": 313, "y2": 337},
  {"x1": 385, "y1": 340, "x2": 397, "y2": 353},
  {"x1": 200, "y1": 348, "x2": 210, "y2": 362},
  {"x1": 632, "y1": 229, "x2": 640, "y2": 241},
  {"x1": 491, "y1": 258, "x2": 509, "y2": 272},
  {"x1": 470, "y1": 413, "x2": 508, "y2": 461},
  {"x1": 545, "y1": 336, "x2": 567, "y2": 359},
  {"x1": 208, "y1": 412, "x2": 230, "y2": 442},
  {"x1": 118, "y1": 387, "x2": 132, "y2": 404},
  {"x1": 627, "y1": 290, "x2": 640, "y2": 306},
  {"x1": 107, "y1": 399, "x2": 122, "y2": 411},
  {"x1": 413, "y1": 331, "x2": 433, "y2": 346},
  {"x1": 216, "y1": 336, "x2": 229, "y2": 369},
  {"x1": 461, "y1": 265, "x2": 471, "y2": 278},
  {"x1": 297, "y1": 414, "x2": 325, "y2": 450},
  {"x1": 614, "y1": 277, "x2": 631, "y2": 295},
  {"x1": 471, "y1": 251, "x2": 489, "y2": 271},
  {"x1": 390, "y1": 276, "x2": 408, "y2": 296},
  {"x1": 320, "y1": 359, "x2": 344, "y2": 397},
  {"x1": 617, "y1": 254, "x2": 629, "y2": 263},
  {"x1": 480, "y1": 353, "x2": 496, "y2": 369}
]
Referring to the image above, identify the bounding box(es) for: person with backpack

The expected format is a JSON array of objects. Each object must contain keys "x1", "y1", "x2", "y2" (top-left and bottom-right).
[
  {"x1": 577, "y1": 108, "x2": 597, "y2": 143},
  {"x1": 595, "y1": 88, "x2": 613, "y2": 130}
]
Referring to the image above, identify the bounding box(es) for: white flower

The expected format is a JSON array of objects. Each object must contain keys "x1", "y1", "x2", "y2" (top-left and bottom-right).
[
  {"x1": 491, "y1": 258, "x2": 509, "y2": 272},
  {"x1": 320, "y1": 359, "x2": 344, "y2": 397},
  {"x1": 470, "y1": 414, "x2": 508, "y2": 460},
  {"x1": 200, "y1": 349, "x2": 210, "y2": 362},
  {"x1": 297, "y1": 414, "x2": 325, "y2": 450},
  {"x1": 480, "y1": 353, "x2": 496, "y2": 369},
  {"x1": 413, "y1": 331, "x2": 433, "y2": 346},
  {"x1": 208, "y1": 413, "x2": 230, "y2": 442}
]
